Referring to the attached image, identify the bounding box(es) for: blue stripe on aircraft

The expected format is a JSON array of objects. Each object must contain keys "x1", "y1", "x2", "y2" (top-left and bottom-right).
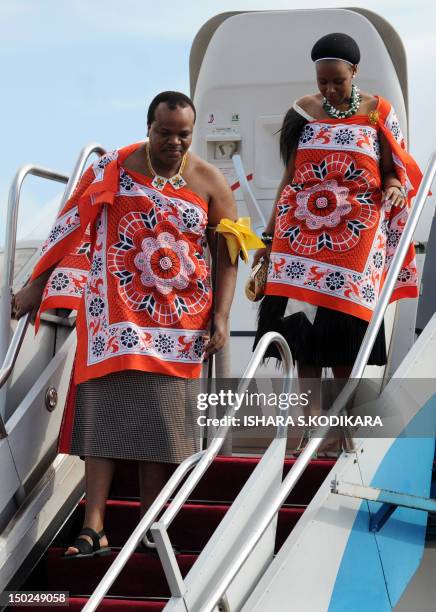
[{"x1": 328, "y1": 396, "x2": 436, "y2": 611}]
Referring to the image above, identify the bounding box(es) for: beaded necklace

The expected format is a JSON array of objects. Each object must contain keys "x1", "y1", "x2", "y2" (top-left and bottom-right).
[
  {"x1": 146, "y1": 143, "x2": 188, "y2": 191},
  {"x1": 323, "y1": 84, "x2": 362, "y2": 119}
]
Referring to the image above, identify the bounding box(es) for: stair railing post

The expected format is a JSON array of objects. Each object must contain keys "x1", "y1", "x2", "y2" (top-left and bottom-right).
[{"x1": 0, "y1": 144, "x2": 106, "y2": 425}]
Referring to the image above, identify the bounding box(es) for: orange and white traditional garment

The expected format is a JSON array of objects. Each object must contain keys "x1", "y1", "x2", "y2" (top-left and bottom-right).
[
  {"x1": 31, "y1": 143, "x2": 212, "y2": 383},
  {"x1": 266, "y1": 96, "x2": 421, "y2": 321}
]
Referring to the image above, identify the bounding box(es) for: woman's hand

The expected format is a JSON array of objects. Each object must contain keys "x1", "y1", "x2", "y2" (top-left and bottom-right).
[
  {"x1": 252, "y1": 244, "x2": 272, "y2": 267},
  {"x1": 382, "y1": 185, "x2": 407, "y2": 210},
  {"x1": 203, "y1": 313, "x2": 229, "y2": 359},
  {"x1": 11, "y1": 281, "x2": 45, "y2": 324}
]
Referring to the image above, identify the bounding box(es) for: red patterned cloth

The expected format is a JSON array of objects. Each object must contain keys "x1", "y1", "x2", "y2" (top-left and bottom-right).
[
  {"x1": 31, "y1": 143, "x2": 212, "y2": 383},
  {"x1": 265, "y1": 96, "x2": 422, "y2": 321}
]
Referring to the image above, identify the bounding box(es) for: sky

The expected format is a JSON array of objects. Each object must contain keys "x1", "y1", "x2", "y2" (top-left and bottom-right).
[{"x1": 1, "y1": 0, "x2": 435, "y2": 245}]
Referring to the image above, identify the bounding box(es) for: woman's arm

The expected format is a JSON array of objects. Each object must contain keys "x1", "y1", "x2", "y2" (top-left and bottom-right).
[
  {"x1": 252, "y1": 151, "x2": 295, "y2": 266},
  {"x1": 265, "y1": 152, "x2": 296, "y2": 233},
  {"x1": 379, "y1": 130, "x2": 406, "y2": 208}
]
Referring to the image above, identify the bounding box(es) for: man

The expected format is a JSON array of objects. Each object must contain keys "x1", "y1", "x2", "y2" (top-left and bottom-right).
[{"x1": 12, "y1": 91, "x2": 238, "y2": 557}]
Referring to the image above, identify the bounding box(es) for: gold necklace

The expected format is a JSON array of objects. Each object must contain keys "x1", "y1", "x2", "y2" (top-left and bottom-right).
[{"x1": 146, "y1": 142, "x2": 188, "y2": 191}]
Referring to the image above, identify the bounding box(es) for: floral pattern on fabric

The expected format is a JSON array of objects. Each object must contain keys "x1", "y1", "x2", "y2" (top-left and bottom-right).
[
  {"x1": 31, "y1": 142, "x2": 212, "y2": 382},
  {"x1": 276, "y1": 153, "x2": 379, "y2": 256},
  {"x1": 42, "y1": 267, "x2": 89, "y2": 301},
  {"x1": 85, "y1": 208, "x2": 209, "y2": 367},
  {"x1": 107, "y1": 213, "x2": 210, "y2": 325},
  {"x1": 298, "y1": 123, "x2": 380, "y2": 162},
  {"x1": 385, "y1": 108, "x2": 405, "y2": 149},
  {"x1": 40, "y1": 205, "x2": 81, "y2": 256},
  {"x1": 269, "y1": 241, "x2": 417, "y2": 312},
  {"x1": 266, "y1": 98, "x2": 420, "y2": 321},
  {"x1": 93, "y1": 150, "x2": 119, "y2": 182}
]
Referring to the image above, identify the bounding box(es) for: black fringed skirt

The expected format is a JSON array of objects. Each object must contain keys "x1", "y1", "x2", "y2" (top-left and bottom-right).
[{"x1": 253, "y1": 295, "x2": 387, "y2": 367}]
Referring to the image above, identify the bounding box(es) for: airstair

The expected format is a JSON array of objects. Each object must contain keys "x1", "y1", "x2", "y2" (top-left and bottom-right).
[
  {"x1": 0, "y1": 145, "x2": 105, "y2": 597},
  {"x1": 1, "y1": 8, "x2": 436, "y2": 610},
  {"x1": 19, "y1": 456, "x2": 336, "y2": 610},
  {"x1": 0, "y1": 149, "x2": 434, "y2": 611}
]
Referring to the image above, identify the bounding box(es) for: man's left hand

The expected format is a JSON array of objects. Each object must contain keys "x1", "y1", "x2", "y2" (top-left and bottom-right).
[{"x1": 204, "y1": 314, "x2": 229, "y2": 358}]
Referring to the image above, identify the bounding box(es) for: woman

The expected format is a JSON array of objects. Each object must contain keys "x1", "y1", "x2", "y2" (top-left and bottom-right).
[
  {"x1": 12, "y1": 91, "x2": 238, "y2": 557},
  {"x1": 253, "y1": 33, "x2": 421, "y2": 449}
]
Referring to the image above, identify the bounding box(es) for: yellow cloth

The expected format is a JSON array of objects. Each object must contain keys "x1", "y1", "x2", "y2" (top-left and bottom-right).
[{"x1": 215, "y1": 217, "x2": 265, "y2": 264}]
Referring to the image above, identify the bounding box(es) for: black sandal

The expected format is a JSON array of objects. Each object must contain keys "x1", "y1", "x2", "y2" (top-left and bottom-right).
[{"x1": 63, "y1": 527, "x2": 111, "y2": 559}]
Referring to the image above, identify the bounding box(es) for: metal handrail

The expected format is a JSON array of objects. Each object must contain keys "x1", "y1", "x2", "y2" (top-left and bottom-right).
[
  {"x1": 0, "y1": 144, "x2": 106, "y2": 433},
  {"x1": 0, "y1": 316, "x2": 30, "y2": 393},
  {"x1": 62, "y1": 143, "x2": 107, "y2": 202},
  {"x1": 83, "y1": 332, "x2": 292, "y2": 612},
  {"x1": 232, "y1": 154, "x2": 266, "y2": 234},
  {"x1": 0, "y1": 166, "x2": 69, "y2": 429},
  {"x1": 199, "y1": 151, "x2": 436, "y2": 612},
  {"x1": 161, "y1": 331, "x2": 291, "y2": 531},
  {"x1": 2, "y1": 166, "x2": 69, "y2": 295}
]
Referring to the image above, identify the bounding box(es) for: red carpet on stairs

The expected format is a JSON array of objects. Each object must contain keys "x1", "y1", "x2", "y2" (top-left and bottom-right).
[
  {"x1": 44, "y1": 550, "x2": 197, "y2": 598},
  {"x1": 110, "y1": 457, "x2": 334, "y2": 505},
  {"x1": 21, "y1": 456, "x2": 335, "y2": 610}
]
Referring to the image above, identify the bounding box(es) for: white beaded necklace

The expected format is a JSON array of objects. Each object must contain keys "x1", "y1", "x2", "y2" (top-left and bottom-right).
[{"x1": 323, "y1": 84, "x2": 362, "y2": 119}]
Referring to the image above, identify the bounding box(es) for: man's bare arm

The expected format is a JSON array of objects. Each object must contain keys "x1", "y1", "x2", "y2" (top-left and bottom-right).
[
  {"x1": 204, "y1": 166, "x2": 238, "y2": 357},
  {"x1": 12, "y1": 266, "x2": 56, "y2": 323}
]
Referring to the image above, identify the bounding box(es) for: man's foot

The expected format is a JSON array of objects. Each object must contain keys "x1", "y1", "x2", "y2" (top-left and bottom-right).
[{"x1": 63, "y1": 527, "x2": 111, "y2": 559}]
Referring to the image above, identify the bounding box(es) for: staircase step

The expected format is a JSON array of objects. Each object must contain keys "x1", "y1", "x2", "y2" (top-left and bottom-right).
[
  {"x1": 110, "y1": 456, "x2": 335, "y2": 504},
  {"x1": 28, "y1": 550, "x2": 197, "y2": 598},
  {"x1": 21, "y1": 455, "x2": 333, "y2": 605},
  {"x1": 54, "y1": 500, "x2": 305, "y2": 552}
]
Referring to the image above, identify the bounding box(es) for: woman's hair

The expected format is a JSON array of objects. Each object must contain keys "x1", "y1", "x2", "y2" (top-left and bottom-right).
[
  {"x1": 311, "y1": 32, "x2": 360, "y2": 65},
  {"x1": 279, "y1": 108, "x2": 308, "y2": 167}
]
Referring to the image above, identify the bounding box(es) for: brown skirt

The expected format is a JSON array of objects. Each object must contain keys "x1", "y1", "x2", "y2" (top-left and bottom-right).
[{"x1": 69, "y1": 370, "x2": 200, "y2": 463}]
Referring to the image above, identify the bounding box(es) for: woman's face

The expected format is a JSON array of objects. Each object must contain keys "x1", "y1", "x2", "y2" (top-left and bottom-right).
[{"x1": 315, "y1": 60, "x2": 356, "y2": 106}]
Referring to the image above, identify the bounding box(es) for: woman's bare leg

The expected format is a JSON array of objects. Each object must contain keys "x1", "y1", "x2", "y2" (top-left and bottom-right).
[
  {"x1": 297, "y1": 364, "x2": 322, "y2": 416},
  {"x1": 288, "y1": 364, "x2": 322, "y2": 453},
  {"x1": 138, "y1": 461, "x2": 172, "y2": 518},
  {"x1": 332, "y1": 365, "x2": 353, "y2": 380},
  {"x1": 64, "y1": 456, "x2": 115, "y2": 554},
  {"x1": 332, "y1": 365, "x2": 354, "y2": 450},
  {"x1": 315, "y1": 365, "x2": 353, "y2": 454},
  {"x1": 296, "y1": 365, "x2": 353, "y2": 454}
]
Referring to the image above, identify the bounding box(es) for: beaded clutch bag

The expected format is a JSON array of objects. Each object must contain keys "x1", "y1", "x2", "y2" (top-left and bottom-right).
[{"x1": 245, "y1": 258, "x2": 268, "y2": 302}]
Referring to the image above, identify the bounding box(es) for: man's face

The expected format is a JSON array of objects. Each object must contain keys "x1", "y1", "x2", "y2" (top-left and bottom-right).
[{"x1": 148, "y1": 102, "x2": 195, "y2": 166}]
